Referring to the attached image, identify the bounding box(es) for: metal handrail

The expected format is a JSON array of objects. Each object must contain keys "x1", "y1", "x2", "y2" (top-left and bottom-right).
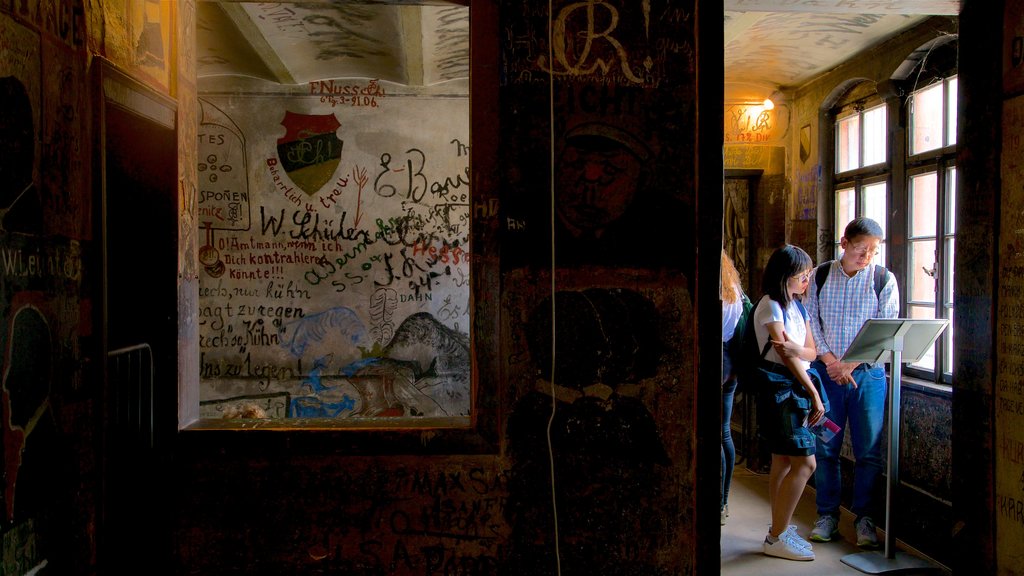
[{"x1": 107, "y1": 343, "x2": 154, "y2": 449}]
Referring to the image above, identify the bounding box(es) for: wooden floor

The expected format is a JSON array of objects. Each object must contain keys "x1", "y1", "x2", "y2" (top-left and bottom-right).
[{"x1": 721, "y1": 466, "x2": 951, "y2": 576}]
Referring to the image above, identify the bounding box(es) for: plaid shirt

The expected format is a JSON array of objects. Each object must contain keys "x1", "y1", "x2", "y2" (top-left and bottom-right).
[{"x1": 806, "y1": 260, "x2": 900, "y2": 363}]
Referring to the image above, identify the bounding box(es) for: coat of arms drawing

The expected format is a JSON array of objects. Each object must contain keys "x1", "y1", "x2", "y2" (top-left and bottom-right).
[{"x1": 276, "y1": 111, "x2": 343, "y2": 195}]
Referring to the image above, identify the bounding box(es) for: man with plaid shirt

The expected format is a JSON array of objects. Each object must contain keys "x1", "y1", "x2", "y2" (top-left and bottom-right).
[{"x1": 804, "y1": 217, "x2": 900, "y2": 549}]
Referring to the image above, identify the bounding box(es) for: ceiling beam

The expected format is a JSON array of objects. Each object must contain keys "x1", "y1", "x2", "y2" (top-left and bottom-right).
[
  {"x1": 724, "y1": 12, "x2": 768, "y2": 45},
  {"x1": 220, "y1": 3, "x2": 298, "y2": 85},
  {"x1": 723, "y1": 0, "x2": 958, "y2": 15},
  {"x1": 401, "y1": 5, "x2": 425, "y2": 87}
]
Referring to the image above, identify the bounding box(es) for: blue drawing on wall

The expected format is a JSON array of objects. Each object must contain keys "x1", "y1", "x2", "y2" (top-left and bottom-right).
[
  {"x1": 278, "y1": 306, "x2": 369, "y2": 366},
  {"x1": 279, "y1": 309, "x2": 469, "y2": 418}
]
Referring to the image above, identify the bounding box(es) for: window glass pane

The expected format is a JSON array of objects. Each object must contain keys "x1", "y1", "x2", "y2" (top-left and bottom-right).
[
  {"x1": 945, "y1": 238, "x2": 955, "y2": 306},
  {"x1": 911, "y1": 82, "x2": 944, "y2": 155},
  {"x1": 863, "y1": 181, "x2": 887, "y2": 265},
  {"x1": 910, "y1": 172, "x2": 938, "y2": 237},
  {"x1": 944, "y1": 169, "x2": 956, "y2": 380},
  {"x1": 947, "y1": 166, "x2": 957, "y2": 232},
  {"x1": 863, "y1": 182, "x2": 887, "y2": 236},
  {"x1": 863, "y1": 105, "x2": 887, "y2": 166},
  {"x1": 947, "y1": 76, "x2": 958, "y2": 147},
  {"x1": 836, "y1": 187, "x2": 855, "y2": 243},
  {"x1": 945, "y1": 313, "x2": 954, "y2": 376},
  {"x1": 908, "y1": 304, "x2": 936, "y2": 371},
  {"x1": 837, "y1": 115, "x2": 860, "y2": 172},
  {"x1": 910, "y1": 239, "x2": 937, "y2": 304}
]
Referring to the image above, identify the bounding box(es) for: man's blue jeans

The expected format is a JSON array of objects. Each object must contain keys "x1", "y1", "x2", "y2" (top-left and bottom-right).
[{"x1": 811, "y1": 360, "x2": 887, "y2": 520}]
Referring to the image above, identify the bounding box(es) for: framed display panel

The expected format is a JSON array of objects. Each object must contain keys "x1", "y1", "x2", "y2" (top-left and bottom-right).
[
  {"x1": 841, "y1": 318, "x2": 949, "y2": 364},
  {"x1": 183, "y1": 1, "x2": 483, "y2": 437}
]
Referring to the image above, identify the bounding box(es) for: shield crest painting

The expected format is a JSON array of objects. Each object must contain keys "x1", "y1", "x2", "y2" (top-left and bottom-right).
[{"x1": 276, "y1": 111, "x2": 343, "y2": 196}]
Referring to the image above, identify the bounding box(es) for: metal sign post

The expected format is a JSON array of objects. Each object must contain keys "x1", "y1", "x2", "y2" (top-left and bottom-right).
[{"x1": 838, "y1": 318, "x2": 949, "y2": 575}]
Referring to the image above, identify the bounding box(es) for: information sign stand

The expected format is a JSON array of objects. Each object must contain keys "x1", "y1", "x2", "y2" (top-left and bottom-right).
[{"x1": 838, "y1": 318, "x2": 949, "y2": 575}]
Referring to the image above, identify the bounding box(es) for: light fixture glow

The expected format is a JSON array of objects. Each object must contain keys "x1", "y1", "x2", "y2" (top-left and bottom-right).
[{"x1": 762, "y1": 98, "x2": 774, "y2": 110}]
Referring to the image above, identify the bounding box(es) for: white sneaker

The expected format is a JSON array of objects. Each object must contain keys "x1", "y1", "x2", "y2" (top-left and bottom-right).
[
  {"x1": 767, "y1": 524, "x2": 813, "y2": 551},
  {"x1": 783, "y1": 525, "x2": 813, "y2": 551},
  {"x1": 763, "y1": 532, "x2": 815, "y2": 561}
]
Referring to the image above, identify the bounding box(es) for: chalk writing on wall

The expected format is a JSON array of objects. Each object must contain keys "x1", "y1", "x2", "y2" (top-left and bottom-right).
[
  {"x1": 725, "y1": 104, "x2": 771, "y2": 143},
  {"x1": 795, "y1": 166, "x2": 819, "y2": 221},
  {"x1": 499, "y1": 1, "x2": 698, "y2": 273},
  {"x1": 724, "y1": 145, "x2": 770, "y2": 169},
  {"x1": 0, "y1": 248, "x2": 83, "y2": 569},
  {"x1": 724, "y1": 103, "x2": 791, "y2": 145},
  {"x1": 996, "y1": 95, "x2": 1024, "y2": 569},
  {"x1": 496, "y1": 4, "x2": 700, "y2": 569},
  {"x1": 502, "y1": 1, "x2": 694, "y2": 89},
  {"x1": 0, "y1": 14, "x2": 92, "y2": 570},
  {"x1": 198, "y1": 99, "x2": 250, "y2": 236},
  {"x1": 197, "y1": 84, "x2": 470, "y2": 422}
]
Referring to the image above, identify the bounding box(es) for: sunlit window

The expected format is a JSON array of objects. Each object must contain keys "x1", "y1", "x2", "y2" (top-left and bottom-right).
[
  {"x1": 834, "y1": 186, "x2": 855, "y2": 256},
  {"x1": 908, "y1": 171, "x2": 939, "y2": 370},
  {"x1": 832, "y1": 98, "x2": 889, "y2": 262},
  {"x1": 836, "y1": 115, "x2": 860, "y2": 172},
  {"x1": 836, "y1": 103, "x2": 887, "y2": 173},
  {"x1": 863, "y1": 181, "x2": 888, "y2": 265},
  {"x1": 906, "y1": 77, "x2": 957, "y2": 380},
  {"x1": 910, "y1": 76, "x2": 958, "y2": 155},
  {"x1": 863, "y1": 106, "x2": 888, "y2": 166},
  {"x1": 830, "y1": 70, "x2": 957, "y2": 386}
]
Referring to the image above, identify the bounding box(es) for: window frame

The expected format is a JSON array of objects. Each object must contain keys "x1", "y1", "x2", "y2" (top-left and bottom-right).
[
  {"x1": 179, "y1": 1, "x2": 494, "y2": 447},
  {"x1": 903, "y1": 75, "x2": 958, "y2": 384},
  {"x1": 831, "y1": 95, "x2": 891, "y2": 263},
  {"x1": 827, "y1": 71, "x2": 958, "y2": 388},
  {"x1": 831, "y1": 174, "x2": 890, "y2": 262}
]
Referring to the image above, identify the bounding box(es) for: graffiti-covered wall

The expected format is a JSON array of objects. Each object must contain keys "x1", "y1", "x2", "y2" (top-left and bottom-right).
[
  {"x1": 498, "y1": 0, "x2": 700, "y2": 572},
  {"x1": 996, "y1": 3, "x2": 1024, "y2": 570},
  {"x1": 175, "y1": 0, "x2": 711, "y2": 572},
  {"x1": 0, "y1": 3, "x2": 92, "y2": 573},
  {"x1": 196, "y1": 83, "x2": 471, "y2": 422}
]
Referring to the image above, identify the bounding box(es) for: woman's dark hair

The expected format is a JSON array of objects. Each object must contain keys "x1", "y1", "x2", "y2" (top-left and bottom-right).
[{"x1": 761, "y1": 244, "x2": 813, "y2": 306}]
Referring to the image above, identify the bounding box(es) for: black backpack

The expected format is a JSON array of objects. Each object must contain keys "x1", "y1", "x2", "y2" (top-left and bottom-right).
[
  {"x1": 725, "y1": 292, "x2": 753, "y2": 379},
  {"x1": 733, "y1": 295, "x2": 809, "y2": 392},
  {"x1": 732, "y1": 295, "x2": 771, "y2": 391}
]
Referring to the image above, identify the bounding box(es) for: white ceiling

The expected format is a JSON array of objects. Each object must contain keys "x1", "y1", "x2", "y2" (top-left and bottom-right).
[
  {"x1": 724, "y1": 0, "x2": 959, "y2": 103},
  {"x1": 196, "y1": 1, "x2": 959, "y2": 102},
  {"x1": 197, "y1": 1, "x2": 470, "y2": 89}
]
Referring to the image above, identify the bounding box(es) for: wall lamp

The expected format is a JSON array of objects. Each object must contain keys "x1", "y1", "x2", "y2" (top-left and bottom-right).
[{"x1": 727, "y1": 91, "x2": 780, "y2": 110}]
